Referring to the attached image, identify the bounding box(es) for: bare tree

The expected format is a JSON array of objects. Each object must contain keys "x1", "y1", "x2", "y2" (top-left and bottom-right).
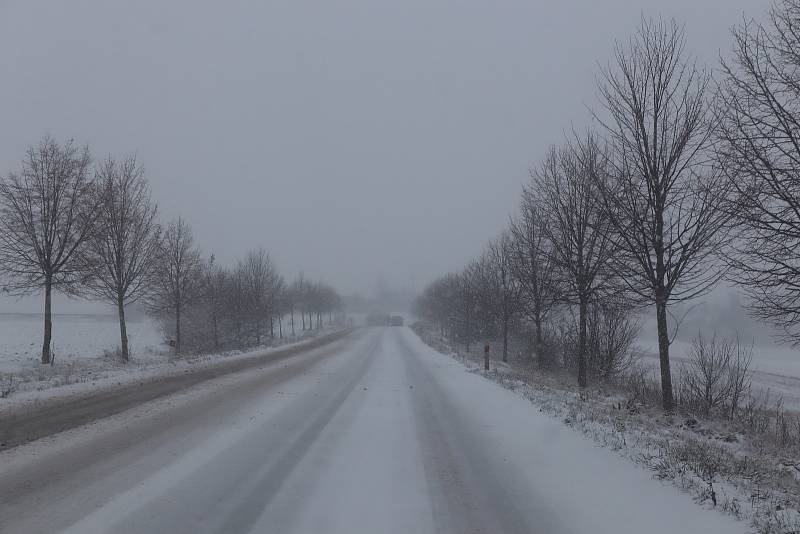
[
  {"x1": 270, "y1": 274, "x2": 286, "y2": 338},
  {"x1": 679, "y1": 333, "x2": 752, "y2": 417},
  {"x1": 306, "y1": 281, "x2": 328, "y2": 330},
  {"x1": 274, "y1": 277, "x2": 290, "y2": 339},
  {"x1": 236, "y1": 248, "x2": 279, "y2": 345},
  {"x1": 585, "y1": 300, "x2": 640, "y2": 380},
  {"x1": 147, "y1": 217, "x2": 202, "y2": 356},
  {"x1": 414, "y1": 272, "x2": 461, "y2": 340},
  {"x1": 0, "y1": 136, "x2": 100, "y2": 364},
  {"x1": 201, "y1": 255, "x2": 230, "y2": 351},
  {"x1": 82, "y1": 156, "x2": 160, "y2": 361},
  {"x1": 295, "y1": 271, "x2": 308, "y2": 331},
  {"x1": 431, "y1": 266, "x2": 481, "y2": 352},
  {"x1": 458, "y1": 266, "x2": 479, "y2": 353},
  {"x1": 595, "y1": 18, "x2": 729, "y2": 410},
  {"x1": 317, "y1": 282, "x2": 341, "y2": 326},
  {"x1": 469, "y1": 251, "x2": 501, "y2": 342},
  {"x1": 509, "y1": 190, "x2": 560, "y2": 364},
  {"x1": 535, "y1": 135, "x2": 616, "y2": 387},
  {"x1": 225, "y1": 264, "x2": 249, "y2": 346},
  {"x1": 288, "y1": 274, "x2": 308, "y2": 336},
  {"x1": 717, "y1": 1, "x2": 800, "y2": 344},
  {"x1": 487, "y1": 232, "x2": 522, "y2": 362}
]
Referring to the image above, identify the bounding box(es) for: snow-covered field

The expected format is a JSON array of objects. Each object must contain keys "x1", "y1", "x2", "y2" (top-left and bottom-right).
[
  {"x1": 639, "y1": 337, "x2": 800, "y2": 411},
  {"x1": 0, "y1": 313, "x2": 165, "y2": 375},
  {"x1": 0, "y1": 313, "x2": 166, "y2": 405},
  {"x1": 0, "y1": 312, "x2": 340, "y2": 407},
  {"x1": 634, "y1": 292, "x2": 800, "y2": 410}
]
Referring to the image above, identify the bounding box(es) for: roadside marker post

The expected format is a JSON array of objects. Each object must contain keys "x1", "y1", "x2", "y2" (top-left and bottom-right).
[{"x1": 484, "y1": 344, "x2": 490, "y2": 371}]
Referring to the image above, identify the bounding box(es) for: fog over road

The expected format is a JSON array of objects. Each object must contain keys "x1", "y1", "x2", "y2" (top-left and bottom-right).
[{"x1": 0, "y1": 328, "x2": 744, "y2": 534}]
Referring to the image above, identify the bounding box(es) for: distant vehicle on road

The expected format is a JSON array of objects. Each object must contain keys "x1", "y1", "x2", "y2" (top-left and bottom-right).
[
  {"x1": 390, "y1": 315, "x2": 404, "y2": 327},
  {"x1": 366, "y1": 312, "x2": 391, "y2": 326}
]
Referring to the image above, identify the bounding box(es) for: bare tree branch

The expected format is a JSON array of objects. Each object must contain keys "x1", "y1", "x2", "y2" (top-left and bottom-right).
[{"x1": 717, "y1": 0, "x2": 800, "y2": 345}]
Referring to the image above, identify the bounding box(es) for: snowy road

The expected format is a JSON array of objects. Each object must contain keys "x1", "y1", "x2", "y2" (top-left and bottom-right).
[{"x1": 0, "y1": 328, "x2": 747, "y2": 534}]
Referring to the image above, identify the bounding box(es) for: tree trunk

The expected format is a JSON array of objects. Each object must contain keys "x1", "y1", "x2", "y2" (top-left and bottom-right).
[
  {"x1": 290, "y1": 309, "x2": 295, "y2": 336},
  {"x1": 117, "y1": 295, "x2": 129, "y2": 361},
  {"x1": 302, "y1": 312, "x2": 306, "y2": 331},
  {"x1": 502, "y1": 315, "x2": 509, "y2": 363},
  {"x1": 212, "y1": 310, "x2": 219, "y2": 351},
  {"x1": 578, "y1": 297, "x2": 588, "y2": 388},
  {"x1": 278, "y1": 315, "x2": 283, "y2": 339},
  {"x1": 535, "y1": 315, "x2": 543, "y2": 367},
  {"x1": 270, "y1": 316, "x2": 275, "y2": 339},
  {"x1": 256, "y1": 321, "x2": 261, "y2": 345},
  {"x1": 656, "y1": 295, "x2": 674, "y2": 411},
  {"x1": 41, "y1": 275, "x2": 53, "y2": 364},
  {"x1": 175, "y1": 304, "x2": 182, "y2": 356}
]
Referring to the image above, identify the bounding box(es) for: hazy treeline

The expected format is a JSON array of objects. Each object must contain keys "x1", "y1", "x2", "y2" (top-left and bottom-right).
[
  {"x1": 0, "y1": 141, "x2": 342, "y2": 363},
  {"x1": 173, "y1": 259, "x2": 342, "y2": 356},
  {"x1": 415, "y1": 1, "x2": 800, "y2": 411}
]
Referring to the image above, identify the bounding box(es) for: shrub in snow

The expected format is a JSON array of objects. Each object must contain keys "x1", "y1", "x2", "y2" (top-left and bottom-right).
[
  {"x1": 0, "y1": 374, "x2": 15, "y2": 398},
  {"x1": 678, "y1": 333, "x2": 752, "y2": 418},
  {"x1": 559, "y1": 303, "x2": 640, "y2": 381}
]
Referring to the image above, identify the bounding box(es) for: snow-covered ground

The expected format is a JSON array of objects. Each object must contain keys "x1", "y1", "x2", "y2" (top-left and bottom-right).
[
  {"x1": 0, "y1": 312, "x2": 341, "y2": 408},
  {"x1": 634, "y1": 290, "x2": 800, "y2": 410},
  {"x1": 0, "y1": 327, "x2": 749, "y2": 533},
  {"x1": 413, "y1": 323, "x2": 800, "y2": 533},
  {"x1": 0, "y1": 313, "x2": 167, "y2": 402},
  {"x1": 0, "y1": 312, "x2": 165, "y2": 374}
]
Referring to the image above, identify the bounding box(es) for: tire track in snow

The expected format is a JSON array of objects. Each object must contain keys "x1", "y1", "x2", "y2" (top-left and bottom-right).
[
  {"x1": 397, "y1": 328, "x2": 554, "y2": 534},
  {"x1": 207, "y1": 329, "x2": 384, "y2": 533}
]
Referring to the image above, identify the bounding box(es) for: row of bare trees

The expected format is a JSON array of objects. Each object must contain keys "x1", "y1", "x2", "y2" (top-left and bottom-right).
[
  {"x1": 417, "y1": 1, "x2": 800, "y2": 411},
  {"x1": 190, "y1": 255, "x2": 341, "y2": 354},
  {"x1": 414, "y1": 135, "x2": 638, "y2": 384},
  {"x1": 0, "y1": 138, "x2": 341, "y2": 363}
]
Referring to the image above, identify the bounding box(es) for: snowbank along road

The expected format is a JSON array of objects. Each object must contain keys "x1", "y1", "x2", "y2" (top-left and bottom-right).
[
  {"x1": 0, "y1": 329, "x2": 351, "y2": 450},
  {"x1": 0, "y1": 327, "x2": 748, "y2": 533}
]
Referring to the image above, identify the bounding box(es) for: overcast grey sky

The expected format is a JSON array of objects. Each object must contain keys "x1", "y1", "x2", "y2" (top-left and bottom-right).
[{"x1": 0, "y1": 0, "x2": 758, "y2": 305}]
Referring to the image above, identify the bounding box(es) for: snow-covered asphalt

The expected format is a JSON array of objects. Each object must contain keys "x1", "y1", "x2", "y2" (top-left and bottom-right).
[{"x1": 0, "y1": 328, "x2": 747, "y2": 534}]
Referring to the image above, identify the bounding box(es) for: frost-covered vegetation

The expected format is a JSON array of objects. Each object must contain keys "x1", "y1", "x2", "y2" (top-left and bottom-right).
[
  {"x1": 413, "y1": 321, "x2": 800, "y2": 533},
  {"x1": 0, "y1": 312, "x2": 343, "y2": 405}
]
